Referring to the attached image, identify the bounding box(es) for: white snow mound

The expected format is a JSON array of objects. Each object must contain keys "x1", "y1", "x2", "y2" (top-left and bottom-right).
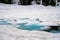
[{"x1": 0, "y1": 25, "x2": 60, "y2": 40}]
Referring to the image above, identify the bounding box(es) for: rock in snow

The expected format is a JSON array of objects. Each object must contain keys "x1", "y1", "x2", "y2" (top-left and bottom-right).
[{"x1": 0, "y1": 25, "x2": 60, "y2": 40}]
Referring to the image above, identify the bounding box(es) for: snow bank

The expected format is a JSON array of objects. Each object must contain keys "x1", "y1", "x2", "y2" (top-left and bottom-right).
[
  {"x1": 0, "y1": 3, "x2": 60, "y2": 26},
  {"x1": 0, "y1": 25, "x2": 60, "y2": 40}
]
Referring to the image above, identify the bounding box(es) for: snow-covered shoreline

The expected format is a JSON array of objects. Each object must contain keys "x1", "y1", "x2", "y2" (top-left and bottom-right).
[{"x1": 0, "y1": 25, "x2": 60, "y2": 40}]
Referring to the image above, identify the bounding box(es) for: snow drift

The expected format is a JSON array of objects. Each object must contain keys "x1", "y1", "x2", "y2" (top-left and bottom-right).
[{"x1": 0, "y1": 25, "x2": 60, "y2": 40}]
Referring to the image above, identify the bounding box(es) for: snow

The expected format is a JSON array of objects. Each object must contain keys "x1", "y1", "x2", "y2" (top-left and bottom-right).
[
  {"x1": 0, "y1": 3, "x2": 60, "y2": 26},
  {"x1": 0, "y1": 25, "x2": 60, "y2": 40},
  {"x1": 0, "y1": 3, "x2": 60, "y2": 40}
]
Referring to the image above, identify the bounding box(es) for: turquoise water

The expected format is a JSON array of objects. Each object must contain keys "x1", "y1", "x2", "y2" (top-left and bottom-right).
[
  {"x1": 0, "y1": 20, "x2": 60, "y2": 33},
  {"x1": 17, "y1": 23, "x2": 46, "y2": 30},
  {"x1": 0, "y1": 21, "x2": 12, "y2": 25},
  {"x1": 17, "y1": 23, "x2": 60, "y2": 33}
]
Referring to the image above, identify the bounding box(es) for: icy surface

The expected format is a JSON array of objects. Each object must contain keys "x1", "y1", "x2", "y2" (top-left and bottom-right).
[{"x1": 0, "y1": 18, "x2": 51, "y2": 30}]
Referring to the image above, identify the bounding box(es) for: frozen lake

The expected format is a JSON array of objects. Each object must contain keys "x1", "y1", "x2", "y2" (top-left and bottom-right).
[
  {"x1": 0, "y1": 3, "x2": 60, "y2": 33},
  {"x1": 0, "y1": 3, "x2": 60, "y2": 40}
]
